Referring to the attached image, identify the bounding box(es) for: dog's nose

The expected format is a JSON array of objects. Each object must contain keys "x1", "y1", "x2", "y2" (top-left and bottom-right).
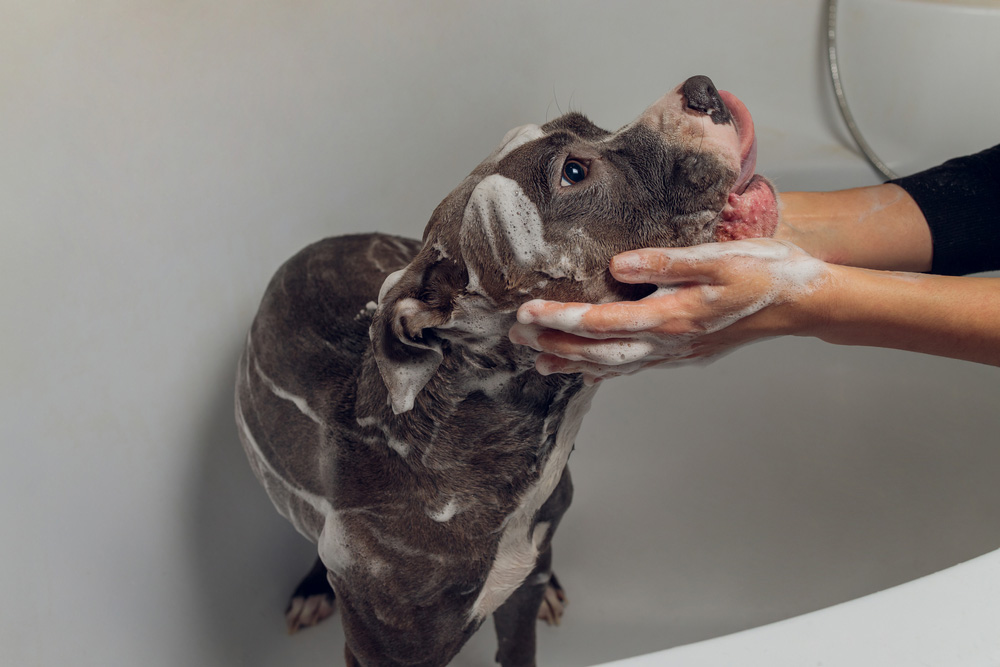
[{"x1": 682, "y1": 75, "x2": 733, "y2": 125}]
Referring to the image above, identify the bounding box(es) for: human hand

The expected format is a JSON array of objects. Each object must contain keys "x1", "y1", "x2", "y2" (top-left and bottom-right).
[{"x1": 509, "y1": 239, "x2": 830, "y2": 383}]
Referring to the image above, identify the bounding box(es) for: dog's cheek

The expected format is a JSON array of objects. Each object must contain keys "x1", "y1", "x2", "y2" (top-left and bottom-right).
[{"x1": 665, "y1": 152, "x2": 737, "y2": 216}]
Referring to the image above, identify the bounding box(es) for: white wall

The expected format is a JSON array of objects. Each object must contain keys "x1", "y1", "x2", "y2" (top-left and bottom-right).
[{"x1": 3, "y1": 1, "x2": 999, "y2": 666}]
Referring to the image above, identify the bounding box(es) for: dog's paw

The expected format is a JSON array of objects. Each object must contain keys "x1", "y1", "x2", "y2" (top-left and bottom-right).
[
  {"x1": 537, "y1": 573, "x2": 567, "y2": 626},
  {"x1": 286, "y1": 558, "x2": 337, "y2": 635},
  {"x1": 286, "y1": 592, "x2": 336, "y2": 635}
]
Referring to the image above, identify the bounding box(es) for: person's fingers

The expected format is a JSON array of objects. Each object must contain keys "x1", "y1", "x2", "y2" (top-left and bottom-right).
[
  {"x1": 510, "y1": 323, "x2": 659, "y2": 365},
  {"x1": 509, "y1": 323, "x2": 590, "y2": 352},
  {"x1": 611, "y1": 239, "x2": 801, "y2": 286},
  {"x1": 517, "y1": 296, "x2": 689, "y2": 336},
  {"x1": 610, "y1": 248, "x2": 704, "y2": 285},
  {"x1": 609, "y1": 245, "x2": 747, "y2": 285},
  {"x1": 536, "y1": 355, "x2": 689, "y2": 383},
  {"x1": 515, "y1": 300, "x2": 592, "y2": 329},
  {"x1": 535, "y1": 354, "x2": 654, "y2": 378},
  {"x1": 516, "y1": 300, "x2": 644, "y2": 336}
]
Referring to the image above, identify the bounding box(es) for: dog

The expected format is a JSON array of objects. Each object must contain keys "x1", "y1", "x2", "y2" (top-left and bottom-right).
[{"x1": 234, "y1": 75, "x2": 778, "y2": 666}]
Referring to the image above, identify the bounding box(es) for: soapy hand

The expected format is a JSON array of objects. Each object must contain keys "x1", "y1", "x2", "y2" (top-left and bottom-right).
[{"x1": 509, "y1": 239, "x2": 830, "y2": 383}]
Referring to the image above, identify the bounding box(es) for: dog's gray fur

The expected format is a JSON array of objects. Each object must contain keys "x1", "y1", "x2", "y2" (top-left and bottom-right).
[{"x1": 235, "y1": 77, "x2": 769, "y2": 666}]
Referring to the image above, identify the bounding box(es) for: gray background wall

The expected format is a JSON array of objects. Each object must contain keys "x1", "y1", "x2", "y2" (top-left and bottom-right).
[{"x1": 3, "y1": 1, "x2": 999, "y2": 665}]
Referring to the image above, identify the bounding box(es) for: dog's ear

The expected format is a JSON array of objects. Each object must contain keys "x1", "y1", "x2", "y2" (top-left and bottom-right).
[{"x1": 369, "y1": 253, "x2": 463, "y2": 415}]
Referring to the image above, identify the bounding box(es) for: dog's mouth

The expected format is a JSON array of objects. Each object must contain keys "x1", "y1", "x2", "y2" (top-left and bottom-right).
[{"x1": 715, "y1": 89, "x2": 778, "y2": 241}]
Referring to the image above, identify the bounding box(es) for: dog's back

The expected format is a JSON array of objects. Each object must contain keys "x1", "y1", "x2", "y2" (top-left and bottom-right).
[{"x1": 236, "y1": 233, "x2": 418, "y2": 536}]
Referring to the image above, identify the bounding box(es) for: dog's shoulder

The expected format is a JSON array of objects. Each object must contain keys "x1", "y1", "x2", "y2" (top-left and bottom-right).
[
  {"x1": 251, "y1": 232, "x2": 420, "y2": 364},
  {"x1": 237, "y1": 234, "x2": 420, "y2": 494},
  {"x1": 264, "y1": 233, "x2": 420, "y2": 328}
]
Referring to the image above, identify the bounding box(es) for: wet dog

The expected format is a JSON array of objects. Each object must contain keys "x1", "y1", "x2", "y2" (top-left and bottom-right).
[{"x1": 235, "y1": 75, "x2": 778, "y2": 666}]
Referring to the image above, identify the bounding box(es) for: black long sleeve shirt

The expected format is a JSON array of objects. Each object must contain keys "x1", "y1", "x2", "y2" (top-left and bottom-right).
[{"x1": 889, "y1": 144, "x2": 1000, "y2": 276}]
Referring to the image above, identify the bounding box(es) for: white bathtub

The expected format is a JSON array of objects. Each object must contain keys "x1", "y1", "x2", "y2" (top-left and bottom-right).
[{"x1": 3, "y1": 1, "x2": 999, "y2": 665}]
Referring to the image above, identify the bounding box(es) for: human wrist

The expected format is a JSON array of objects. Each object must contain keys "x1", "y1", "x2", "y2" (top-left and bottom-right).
[
  {"x1": 778, "y1": 259, "x2": 845, "y2": 341},
  {"x1": 800, "y1": 263, "x2": 908, "y2": 348}
]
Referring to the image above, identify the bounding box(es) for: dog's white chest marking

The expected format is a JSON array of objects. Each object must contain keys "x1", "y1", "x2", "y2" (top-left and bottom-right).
[
  {"x1": 468, "y1": 385, "x2": 597, "y2": 622},
  {"x1": 318, "y1": 509, "x2": 353, "y2": 575}
]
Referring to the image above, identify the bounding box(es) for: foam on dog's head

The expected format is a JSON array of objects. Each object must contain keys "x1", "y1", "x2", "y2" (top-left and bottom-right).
[
  {"x1": 459, "y1": 174, "x2": 592, "y2": 297},
  {"x1": 467, "y1": 175, "x2": 549, "y2": 272}
]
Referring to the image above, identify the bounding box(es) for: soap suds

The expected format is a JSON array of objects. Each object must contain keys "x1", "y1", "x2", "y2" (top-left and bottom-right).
[
  {"x1": 464, "y1": 174, "x2": 550, "y2": 269},
  {"x1": 427, "y1": 498, "x2": 461, "y2": 523}
]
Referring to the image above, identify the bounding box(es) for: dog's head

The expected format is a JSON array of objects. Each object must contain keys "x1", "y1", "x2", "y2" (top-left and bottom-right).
[{"x1": 372, "y1": 75, "x2": 779, "y2": 413}]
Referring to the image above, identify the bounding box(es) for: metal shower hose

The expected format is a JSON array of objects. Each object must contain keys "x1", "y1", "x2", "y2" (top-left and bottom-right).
[{"x1": 826, "y1": 0, "x2": 899, "y2": 179}]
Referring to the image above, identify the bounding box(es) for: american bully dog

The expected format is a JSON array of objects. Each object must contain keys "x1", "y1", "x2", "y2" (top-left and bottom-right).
[{"x1": 234, "y1": 75, "x2": 778, "y2": 666}]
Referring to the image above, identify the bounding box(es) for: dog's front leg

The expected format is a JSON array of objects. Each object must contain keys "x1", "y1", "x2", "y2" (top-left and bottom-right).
[
  {"x1": 492, "y1": 466, "x2": 573, "y2": 666},
  {"x1": 344, "y1": 643, "x2": 362, "y2": 667},
  {"x1": 492, "y1": 545, "x2": 553, "y2": 667}
]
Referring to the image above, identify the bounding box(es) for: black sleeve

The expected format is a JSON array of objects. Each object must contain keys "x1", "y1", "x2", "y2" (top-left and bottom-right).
[{"x1": 888, "y1": 144, "x2": 1000, "y2": 276}]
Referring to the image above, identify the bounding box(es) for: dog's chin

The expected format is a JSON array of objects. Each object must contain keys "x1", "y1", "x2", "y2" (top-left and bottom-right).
[
  {"x1": 543, "y1": 270, "x2": 657, "y2": 306},
  {"x1": 602, "y1": 276, "x2": 659, "y2": 303},
  {"x1": 714, "y1": 174, "x2": 779, "y2": 242}
]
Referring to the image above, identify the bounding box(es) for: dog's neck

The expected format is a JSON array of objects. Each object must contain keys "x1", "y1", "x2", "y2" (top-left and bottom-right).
[{"x1": 356, "y1": 311, "x2": 588, "y2": 475}]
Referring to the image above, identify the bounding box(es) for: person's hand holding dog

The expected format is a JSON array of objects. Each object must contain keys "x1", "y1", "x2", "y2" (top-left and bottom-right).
[
  {"x1": 511, "y1": 183, "x2": 1000, "y2": 376},
  {"x1": 509, "y1": 238, "x2": 828, "y2": 383}
]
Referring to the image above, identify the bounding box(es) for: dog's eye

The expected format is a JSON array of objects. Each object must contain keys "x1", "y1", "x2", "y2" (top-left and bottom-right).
[{"x1": 560, "y1": 160, "x2": 588, "y2": 187}]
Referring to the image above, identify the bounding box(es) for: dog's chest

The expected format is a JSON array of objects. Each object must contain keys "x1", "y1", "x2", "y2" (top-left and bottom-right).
[
  {"x1": 302, "y1": 379, "x2": 595, "y2": 626},
  {"x1": 467, "y1": 384, "x2": 596, "y2": 622}
]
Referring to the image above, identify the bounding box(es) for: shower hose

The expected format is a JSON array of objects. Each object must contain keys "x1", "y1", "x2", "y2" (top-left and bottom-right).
[{"x1": 826, "y1": 0, "x2": 899, "y2": 179}]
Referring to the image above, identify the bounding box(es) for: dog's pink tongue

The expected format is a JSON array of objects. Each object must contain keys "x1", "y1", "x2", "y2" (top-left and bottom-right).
[
  {"x1": 711, "y1": 89, "x2": 777, "y2": 241},
  {"x1": 718, "y1": 90, "x2": 757, "y2": 194}
]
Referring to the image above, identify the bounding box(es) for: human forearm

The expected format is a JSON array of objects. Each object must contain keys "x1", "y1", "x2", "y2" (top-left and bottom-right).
[
  {"x1": 777, "y1": 185, "x2": 933, "y2": 273},
  {"x1": 799, "y1": 263, "x2": 1000, "y2": 366}
]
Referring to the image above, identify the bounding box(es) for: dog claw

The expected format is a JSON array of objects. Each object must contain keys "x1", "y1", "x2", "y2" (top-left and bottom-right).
[
  {"x1": 286, "y1": 593, "x2": 336, "y2": 635},
  {"x1": 537, "y1": 575, "x2": 568, "y2": 626}
]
